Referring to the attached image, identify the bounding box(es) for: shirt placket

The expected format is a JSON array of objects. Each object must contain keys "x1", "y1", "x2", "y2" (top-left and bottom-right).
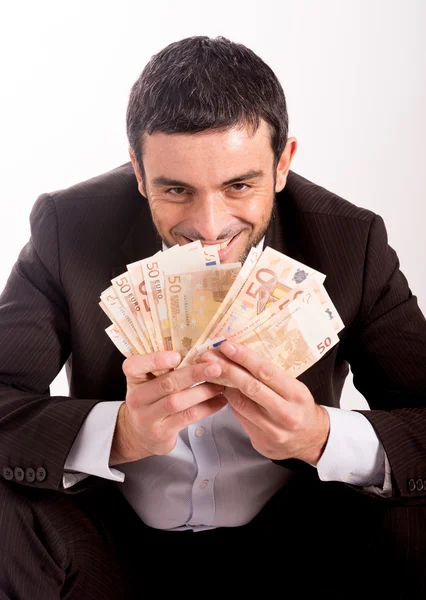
[{"x1": 186, "y1": 414, "x2": 221, "y2": 529}]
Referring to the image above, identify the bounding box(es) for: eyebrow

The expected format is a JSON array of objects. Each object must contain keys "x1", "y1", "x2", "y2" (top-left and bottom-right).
[{"x1": 152, "y1": 170, "x2": 265, "y2": 189}]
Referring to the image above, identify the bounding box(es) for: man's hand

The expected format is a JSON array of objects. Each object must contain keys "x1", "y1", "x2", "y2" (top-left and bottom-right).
[
  {"x1": 199, "y1": 341, "x2": 330, "y2": 465},
  {"x1": 110, "y1": 351, "x2": 226, "y2": 466}
]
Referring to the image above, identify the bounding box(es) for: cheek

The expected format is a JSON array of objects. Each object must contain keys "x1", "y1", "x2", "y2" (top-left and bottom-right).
[
  {"x1": 242, "y1": 197, "x2": 272, "y2": 228},
  {"x1": 150, "y1": 200, "x2": 182, "y2": 231}
]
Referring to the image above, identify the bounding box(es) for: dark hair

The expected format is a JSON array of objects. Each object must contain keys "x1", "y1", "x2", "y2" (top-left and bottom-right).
[{"x1": 126, "y1": 35, "x2": 289, "y2": 179}]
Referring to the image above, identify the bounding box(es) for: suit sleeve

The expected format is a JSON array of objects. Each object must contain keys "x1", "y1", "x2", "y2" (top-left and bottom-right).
[
  {"x1": 0, "y1": 194, "x2": 101, "y2": 493},
  {"x1": 341, "y1": 214, "x2": 426, "y2": 504}
]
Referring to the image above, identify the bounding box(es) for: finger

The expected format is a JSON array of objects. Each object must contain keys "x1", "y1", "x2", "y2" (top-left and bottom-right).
[
  {"x1": 154, "y1": 382, "x2": 225, "y2": 419},
  {"x1": 130, "y1": 360, "x2": 222, "y2": 407},
  {"x1": 166, "y1": 392, "x2": 228, "y2": 433},
  {"x1": 197, "y1": 350, "x2": 245, "y2": 389},
  {"x1": 225, "y1": 389, "x2": 294, "y2": 459},
  {"x1": 223, "y1": 387, "x2": 265, "y2": 429},
  {"x1": 225, "y1": 391, "x2": 263, "y2": 436},
  {"x1": 200, "y1": 351, "x2": 286, "y2": 419},
  {"x1": 123, "y1": 351, "x2": 182, "y2": 384},
  {"x1": 218, "y1": 341, "x2": 304, "y2": 400}
]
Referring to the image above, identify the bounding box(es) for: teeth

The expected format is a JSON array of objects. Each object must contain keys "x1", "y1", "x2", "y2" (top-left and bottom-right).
[{"x1": 201, "y1": 238, "x2": 233, "y2": 250}]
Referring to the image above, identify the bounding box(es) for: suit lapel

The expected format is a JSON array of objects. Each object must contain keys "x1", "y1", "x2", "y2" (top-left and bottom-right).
[
  {"x1": 111, "y1": 196, "x2": 162, "y2": 279},
  {"x1": 265, "y1": 183, "x2": 307, "y2": 267}
]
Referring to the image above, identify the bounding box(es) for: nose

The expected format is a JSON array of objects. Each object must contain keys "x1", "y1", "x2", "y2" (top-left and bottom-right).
[{"x1": 190, "y1": 193, "x2": 231, "y2": 241}]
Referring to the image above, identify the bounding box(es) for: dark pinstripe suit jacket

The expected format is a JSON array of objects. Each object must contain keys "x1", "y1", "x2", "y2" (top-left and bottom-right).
[{"x1": 1, "y1": 162, "x2": 425, "y2": 506}]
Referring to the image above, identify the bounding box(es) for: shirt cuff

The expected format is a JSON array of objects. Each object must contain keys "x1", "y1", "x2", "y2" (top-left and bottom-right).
[
  {"x1": 362, "y1": 451, "x2": 393, "y2": 498},
  {"x1": 62, "y1": 400, "x2": 126, "y2": 489},
  {"x1": 314, "y1": 406, "x2": 391, "y2": 494}
]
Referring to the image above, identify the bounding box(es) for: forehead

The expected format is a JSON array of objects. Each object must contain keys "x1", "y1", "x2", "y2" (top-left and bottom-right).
[{"x1": 141, "y1": 119, "x2": 274, "y2": 180}]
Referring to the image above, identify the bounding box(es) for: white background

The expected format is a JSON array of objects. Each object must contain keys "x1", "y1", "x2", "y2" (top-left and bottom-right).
[{"x1": 1, "y1": 0, "x2": 425, "y2": 408}]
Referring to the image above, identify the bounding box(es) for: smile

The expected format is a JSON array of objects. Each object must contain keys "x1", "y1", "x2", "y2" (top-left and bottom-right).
[
  {"x1": 181, "y1": 232, "x2": 243, "y2": 261},
  {"x1": 208, "y1": 238, "x2": 234, "y2": 250},
  {"x1": 186, "y1": 235, "x2": 237, "y2": 247}
]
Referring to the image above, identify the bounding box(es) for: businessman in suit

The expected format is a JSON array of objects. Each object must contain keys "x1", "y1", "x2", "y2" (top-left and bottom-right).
[{"x1": 1, "y1": 35, "x2": 426, "y2": 599}]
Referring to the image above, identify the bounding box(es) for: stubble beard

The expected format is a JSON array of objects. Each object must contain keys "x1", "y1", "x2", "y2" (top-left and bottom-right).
[{"x1": 236, "y1": 196, "x2": 275, "y2": 264}]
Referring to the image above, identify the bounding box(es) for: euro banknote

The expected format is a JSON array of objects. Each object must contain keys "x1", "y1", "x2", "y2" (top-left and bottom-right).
[{"x1": 99, "y1": 241, "x2": 344, "y2": 380}]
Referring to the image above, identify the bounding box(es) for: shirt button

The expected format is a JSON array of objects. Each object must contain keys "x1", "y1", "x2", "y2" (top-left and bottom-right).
[
  {"x1": 195, "y1": 426, "x2": 205, "y2": 438},
  {"x1": 199, "y1": 479, "x2": 209, "y2": 489}
]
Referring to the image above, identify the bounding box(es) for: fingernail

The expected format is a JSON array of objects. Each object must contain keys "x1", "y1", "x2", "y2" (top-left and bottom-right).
[
  {"x1": 166, "y1": 352, "x2": 181, "y2": 367},
  {"x1": 221, "y1": 342, "x2": 236, "y2": 355},
  {"x1": 204, "y1": 363, "x2": 221, "y2": 377}
]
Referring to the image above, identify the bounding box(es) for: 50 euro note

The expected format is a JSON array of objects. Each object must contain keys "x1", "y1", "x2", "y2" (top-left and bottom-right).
[
  {"x1": 111, "y1": 272, "x2": 152, "y2": 353},
  {"x1": 204, "y1": 246, "x2": 327, "y2": 343},
  {"x1": 192, "y1": 290, "x2": 339, "y2": 379},
  {"x1": 165, "y1": 262, "x2": 241, "y2": 359},
  {"x1": 105, "y1": 324, "x2": 136, "y2": 358},
  {"x1": 178, "y1": 245, "x2": 261, "y2": 369},
  {"x1": 142, "y1": 242, "x2": 221, "y2": 352},
  {"x1": 127, "y1": 250, "x2": 163, "y2": 353},
  {"x1": 233, "y1": 290, "x2": 340, "y2": 378},
  {"x1": 127, "y1": 243, "x2": 195, "y2": 353},
  {"x1": 99, "y1": 287, "x2": 146, "y2": 355},
  {"x1": 186, "y1": 278, "x2": 344, "y2": 365},
  {"x1": 224, "y1": 276, "x2": 344, "y2": 342},
  {"x1": 103, "y1": 242, "x2": 220, "y2": 370}
]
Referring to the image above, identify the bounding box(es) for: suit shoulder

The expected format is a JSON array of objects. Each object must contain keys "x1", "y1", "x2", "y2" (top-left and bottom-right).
[
  {"x1": 29, "y1": 162, "x2": 146, "y2": 252},
  {"x1": 284, "y1": 171, "x2": 376, "y2": 223},
  {"x1": 39, "y1": 161, "x2": 139, "y2": 212},
  {"x1": 30, "y1": 161, "x2": 142, "y2": 233}
]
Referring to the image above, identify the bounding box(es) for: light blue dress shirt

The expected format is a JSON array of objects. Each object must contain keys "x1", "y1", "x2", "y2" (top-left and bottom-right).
[{"x1": 64, "y1": 401, "x2": 391, "y2": 531}]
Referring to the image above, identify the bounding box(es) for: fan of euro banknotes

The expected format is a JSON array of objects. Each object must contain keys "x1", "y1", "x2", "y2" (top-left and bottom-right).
[{"x1": 99, "y1": 240, "x2": 344, "y2": 378}]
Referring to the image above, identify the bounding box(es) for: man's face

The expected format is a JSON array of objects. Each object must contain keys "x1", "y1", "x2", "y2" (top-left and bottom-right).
[{"x1": 130, "y1": 119, "x2": 296, "y2": 264}]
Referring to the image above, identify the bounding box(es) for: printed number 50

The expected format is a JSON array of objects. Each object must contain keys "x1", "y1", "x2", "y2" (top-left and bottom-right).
[{"x1": 317, "y1": 337, "x2": 332, "y2": 354}]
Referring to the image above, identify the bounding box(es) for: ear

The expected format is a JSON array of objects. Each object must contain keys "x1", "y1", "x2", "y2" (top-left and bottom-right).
[
  {"x1": 275, "y1": 137, "x2": 298, "y2": 193},
  {"x1": 128, "y1": 148, "x2": 147, "y2": 197}
]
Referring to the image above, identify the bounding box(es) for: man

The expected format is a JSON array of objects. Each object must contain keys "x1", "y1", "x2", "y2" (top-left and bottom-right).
[{"x1": 0, "y1": 35, "x2": 425, "y2": 599}]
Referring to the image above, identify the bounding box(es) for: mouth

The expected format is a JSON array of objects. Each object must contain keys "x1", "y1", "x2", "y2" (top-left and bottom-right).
[
  {"x1": 213, "y1": 237, "x2": 235, "y2": 250},
  {"x1": 181, "y1": 232, "x2": 243, "y2": 261}
]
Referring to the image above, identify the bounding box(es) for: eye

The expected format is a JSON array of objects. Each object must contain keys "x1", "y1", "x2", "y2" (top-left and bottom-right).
[
  {"x1": 165, "y1": 187, "x2": 187, "y2": 195},
  {"x1": 229, "y1": 183, "x2": 250, "y2": 192}
]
